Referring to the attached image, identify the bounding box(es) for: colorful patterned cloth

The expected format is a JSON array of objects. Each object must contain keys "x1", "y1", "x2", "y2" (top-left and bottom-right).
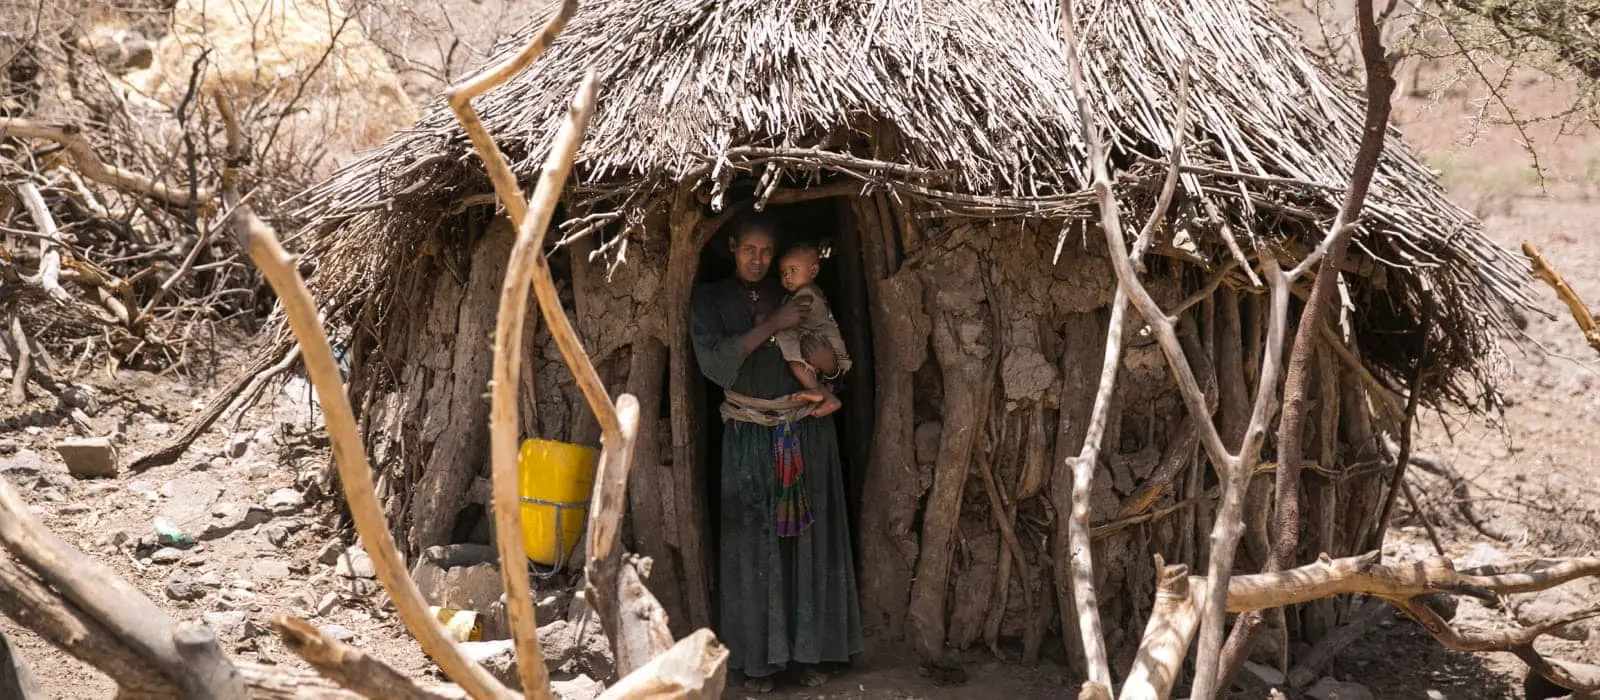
[{"x1": 773, "y1": 422, "x2": 814, "y2": 537}]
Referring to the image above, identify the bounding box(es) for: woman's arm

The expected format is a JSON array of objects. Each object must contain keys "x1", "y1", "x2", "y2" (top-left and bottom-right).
[{"x1": 690, "y1": 287, "x2": 810, "y2": 387}]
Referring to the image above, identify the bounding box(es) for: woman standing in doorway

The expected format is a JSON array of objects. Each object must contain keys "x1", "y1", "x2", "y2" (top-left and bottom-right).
[{"x1": 688, "y1": 214, "x2": 863, "y2": 691}]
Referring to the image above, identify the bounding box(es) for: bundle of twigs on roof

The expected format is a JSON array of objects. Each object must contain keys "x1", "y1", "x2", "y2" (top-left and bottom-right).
[{"x1": 295, "y1": 0, "x2": 1534, "y2": 411}]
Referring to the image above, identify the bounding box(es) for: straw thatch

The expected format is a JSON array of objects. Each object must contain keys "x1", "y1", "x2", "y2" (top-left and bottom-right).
[{"x1": 294, "y1": 0, "x2": 1535, "y2": 406}]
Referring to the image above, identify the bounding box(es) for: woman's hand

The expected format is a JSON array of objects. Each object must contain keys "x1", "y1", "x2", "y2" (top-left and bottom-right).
[
  {"x1": 800, "y1": 336, "x2": 838, "y2": 376},
  {"x1": 768, "y1": 295, "x2": 812, "y2": 332}
]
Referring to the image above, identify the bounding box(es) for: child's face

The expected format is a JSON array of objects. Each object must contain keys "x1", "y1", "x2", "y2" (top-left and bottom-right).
[{"x1": 779, "y1": 251, "x2": 819, "y2": 292}]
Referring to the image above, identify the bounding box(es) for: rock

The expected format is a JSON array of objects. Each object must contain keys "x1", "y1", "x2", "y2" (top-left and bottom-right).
[
  {"x1": 266, "y1": 488, "x2": 304, "y2": 514},
  {"x1": 201, "y1": 502, "x2": 271, "y2": 539},
  {"x1": 58, "y1": 503, "x2": 92, "y2": 515},
  {"x1": 551, "y1": 674, "x2": 603, "y2": 700},
  {"x1": 37, "y1": 487, "x2": 66, "y2": 503},
  {"x1": 203, "y1": 611, "x2": 248, "y2": 642},
  {"x1": 537, "y1": 619, "x2": 614, "y2": 680},
  {"x1": 165, "y1": 573, "x2": 206, "y2": 601},
  {"x1": 335, "y1": 546, "x2": 376, "y2": 579},
  {"x1": 319, "y1": 624, "x2": 355, "y2": 642},
  {"x1": 55, "y1": 437, "x2": 119, "y2": 478},
  {"x1": 345, "y1": 578, "x2": 381, "y2": 596},
  {"x1": 1306, "y1": 678, "x2": 1376, "y2": 700},
  {"x1": 144, "y1": 422, "x2": 172, "y2": 438},
  {"x1": 1511, "y1": 580, "x2": 1600, "y2": 642},
  {"x1": 316, "y1": 539, "x2": 344, "y2": 565},
  {"x1": 2, "y1": 449, "x2": 44, "y2": 475},
  {"x1": 913, "y1": 421, "x2": 942, "y2": 465},
  {"x1": 1242, "y1": 661, "x2": 1285, "y2": 687},
  {"x1": 158, "y1": 473, "x2": 224, "y2": 525},
  {"x1": 411, "y1": 544, "x2": 503, "y2": 612},
  {"x1": 316, "y1": 592, "x2": 340, "y2": 616},
  {"x1": 198, "y1": 571, "x2": 224, "y2": 587},
  {"x1": 226, "y1": 433, "x2": 252, "y2": 458},
  {"x1": 1459, "y1": 543, "x2": 1509, "y2": 570},
  {"x1": 288, "y1": 590, "x2": 318, "y2": 610},
  {"x1": 264, "y1": 524, "x2": 291, "y2": 547},
  {"x1": 250, "y1": 559, "x2": 292, "y2": 582},
  {"x1": 460, "y1": 640, "x2": 517, "y2": 686},
  {"x1": 150, "y1": 547, "x2": 185, "y2": 565},
  {"x1": 215, "y1": 590, "x2": 258, "y2": 611}
]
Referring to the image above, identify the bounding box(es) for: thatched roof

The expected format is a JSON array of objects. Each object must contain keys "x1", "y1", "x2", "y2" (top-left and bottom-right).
[{"x1": 294, "y1": 0, "x2": 1537, "y2": 408}]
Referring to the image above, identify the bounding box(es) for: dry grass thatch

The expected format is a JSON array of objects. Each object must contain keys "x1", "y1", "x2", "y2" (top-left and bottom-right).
[{"x1": 291, "y1": 0, "x2": 1538, "y2": 408}]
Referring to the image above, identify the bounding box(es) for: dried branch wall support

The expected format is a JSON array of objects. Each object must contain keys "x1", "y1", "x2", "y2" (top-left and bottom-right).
[
  {"x1": 16, "y1": 183, "x2": 73, "y2": 306},
  {"x1": 235, "y1": 207, "x2": 517, "y2": 700}
]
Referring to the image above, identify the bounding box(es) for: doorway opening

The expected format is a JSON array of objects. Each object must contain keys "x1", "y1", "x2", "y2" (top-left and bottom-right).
[{"x1": 692, "y1": 195, "x2": 877, "y2": 592}]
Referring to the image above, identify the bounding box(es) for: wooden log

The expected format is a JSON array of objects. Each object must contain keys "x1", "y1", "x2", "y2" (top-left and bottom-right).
[
  {"x1": 273, "y1": 616, "x2": 465, "y2": 700},
  {"x1": 854, "y1": 195, "x2": 929, "y2": 641},
  {"x1": 0, "y1": 628, "x2": 44, "y2": 700},
  {"x1": 594, "y1": 629, "x2": 728, "y2": 700}
]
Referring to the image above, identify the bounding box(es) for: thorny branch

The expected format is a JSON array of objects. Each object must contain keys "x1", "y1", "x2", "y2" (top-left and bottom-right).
[{"x1": 1523, "y1": 241, "x2": 1600, "y2": 355}]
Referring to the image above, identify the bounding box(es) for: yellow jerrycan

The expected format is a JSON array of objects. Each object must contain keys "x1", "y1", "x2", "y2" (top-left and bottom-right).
[{"x1": 517, "y1": 438, "x2": 598, "y2": 568}]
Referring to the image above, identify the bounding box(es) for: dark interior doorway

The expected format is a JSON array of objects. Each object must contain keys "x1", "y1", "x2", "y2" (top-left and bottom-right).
[{"x1": 693, "y1": 196, "x2": 876, "y2": 595}]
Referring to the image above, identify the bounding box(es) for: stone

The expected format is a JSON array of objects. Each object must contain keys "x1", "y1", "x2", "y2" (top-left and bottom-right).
[
  {"x1": 335, "y1": 546, "x2": 376, "y2": 579},
  {"x1": 37, "y1": 487, "x2": 66, "y2": 503},
  {"x1": 250, "y1": 559, "x2": 292, "y2": 582},
  {"x1": 551, "y1": 674, "x2": 603, "y2": 700},
  {"x1": 226, "y1": 433, "x2": 252, "y2": 459},
  {"x1": 1242, "y1": 661, "x2": 1286, "y2": 687},
  {"x1": 202, "y1": 611, "x2": 248, "y2": 642},
  {"x1": 287, "y1": 590, "x2": 318, "y2": 610},
  {"x1": 319, "y1": 624, "x2": 355, "y2": 642},
  {"x1": 144, "y1": 422, "x2": 172, "y2": 438},
  {"x1": 345, "y1": 578, "x2": 380, "y2": 596},
  {"x1": 198, "y1": 571, "x2": 224, "y2": 587},
  {"x1": 264, "y1": 524, "x2": 291, "y2": 547},
  {"x1": 537, "y1": 619, "x2": 614, "y2": 680},
  {"x1": 316, "y1": 592, "x2": 340, "y2": 616},
  {"x1": 2, "y1": 449, "x2": 44, "y2": 475},
  {"x1": 58, "y1": 503, "x2": 92, "y2": 515},
  {"x1": 1511, "y1": 580, "x2": 1600, "y2": 642},
  {"x1": 315, "y1": 539, "x2": 344, "y2": 565},
  {"x1": 165, "y1": 573, "x2": 206, "y2": 601},
  {"x1": 460, "y1": 640, "x2": 517, "y2": 687},
  {"x1": 55, "y1": 437, "x2": 119, "y2": 478},
  {"x1": 56, "y1": 385, "x2": 100, "y2": 416},
  {"x1": 1306, "y1": 679, "x2": 1376, "y2": 700},
  {"x1": 913, "y1": 421, "x2": 942, "y2": 465},
  {"x1": 200, "y1": 502, "x2": 270, "y2": 539},
  {"x1": 150, "y1": 547, "x2": 185, "y2": 565},
  {"x1": 410, "y1": 544, "x2": 503, "y2": 612},
  {"x1": 266, "y1": 488, "x2": 304, "y2": 513},
  {"x1": 158, "y1": 473, "x2": 224, "y2": 525}
]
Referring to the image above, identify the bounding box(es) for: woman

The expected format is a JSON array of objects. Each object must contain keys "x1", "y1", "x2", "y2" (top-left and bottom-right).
[{"x1": 688, "y1": 215, "x2": 862, "y2": 691}]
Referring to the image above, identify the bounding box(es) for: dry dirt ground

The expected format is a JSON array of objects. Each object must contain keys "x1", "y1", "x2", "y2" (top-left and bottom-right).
[{"x1": 4, "y1": 48, "x2": 1599, "y2": 700}]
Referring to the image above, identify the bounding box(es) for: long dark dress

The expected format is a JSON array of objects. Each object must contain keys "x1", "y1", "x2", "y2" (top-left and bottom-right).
[{"x1": 689, "y1": 277, "x2": 863, "y2": 678}]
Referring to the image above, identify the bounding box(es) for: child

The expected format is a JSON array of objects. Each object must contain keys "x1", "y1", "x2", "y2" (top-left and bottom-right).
[{"x1": 775, "y1": 245, "x2": 851, "y2": 417}]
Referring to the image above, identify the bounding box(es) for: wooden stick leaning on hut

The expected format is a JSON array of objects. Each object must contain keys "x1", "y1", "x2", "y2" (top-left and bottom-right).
[
  {"x1": 1056, "y1": 0, "x2": 1389, "y2": 696},
  {"x1": 441, "y1": 2, "x2": 579, "y2": 694},
  {"x1": 1221, "y1": 0, "x2": 1398, "y2": 685},
  {"x1": 1058, "y1": 52, "x2": 1196, "y2": 697}
]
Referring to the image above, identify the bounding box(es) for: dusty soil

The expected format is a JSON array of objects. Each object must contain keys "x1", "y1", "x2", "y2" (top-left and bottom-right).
[{"x1": 5, "y1": 31, "x2": 1600, "y2": 700}]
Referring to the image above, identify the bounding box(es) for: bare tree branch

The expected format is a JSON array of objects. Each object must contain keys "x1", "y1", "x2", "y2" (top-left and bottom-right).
[
  {"x1": 0, "y1": 119, "x2": 215, "y2": 207},
  {"x1": 1523, "y1": 241, "x2": 1600, "y2": 355}
]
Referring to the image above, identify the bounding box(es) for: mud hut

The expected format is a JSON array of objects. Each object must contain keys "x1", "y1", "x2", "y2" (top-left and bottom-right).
[{"x1": 290, "y1": 0, "x2": 1532, "y2": 669}]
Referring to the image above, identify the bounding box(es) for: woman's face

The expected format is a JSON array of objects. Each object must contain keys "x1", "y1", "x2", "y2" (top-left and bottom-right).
[{"x1": 731, "y1": 228, "x2": 777, "y2": 283}]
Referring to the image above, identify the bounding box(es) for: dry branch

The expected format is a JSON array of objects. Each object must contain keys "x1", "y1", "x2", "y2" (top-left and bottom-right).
[
  {"x1": 447, "y1": 3, "x2": 588, "y2": 691},
  {"x1": 593, "y1": 629, "x2": 728, "y2": 700},
  {"x1": 15, "y1": 183, "x2": 73, "y2": 306},
  {"x1": 273, "y1": 616, "x2": 467, "y2": 700},
  {"x1": 0, "y1": 119, "x2": 215, "y2": 207},
  {"x1": 1523, "y1": 241, "x2": 1600, "y2": 354},
  {"x1": 235, "y1": 207, "x2": 516, "y2": 699}
]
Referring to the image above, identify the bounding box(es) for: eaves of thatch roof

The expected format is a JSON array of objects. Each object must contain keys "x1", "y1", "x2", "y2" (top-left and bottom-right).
[{"x1": 295, "y1": 0, "x2": 1537, "y2": 409}]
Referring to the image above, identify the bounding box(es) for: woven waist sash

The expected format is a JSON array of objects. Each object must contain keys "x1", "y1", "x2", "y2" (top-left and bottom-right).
[{"x1": 719, "y1": 389, "x2": 815, "y2": 537}]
